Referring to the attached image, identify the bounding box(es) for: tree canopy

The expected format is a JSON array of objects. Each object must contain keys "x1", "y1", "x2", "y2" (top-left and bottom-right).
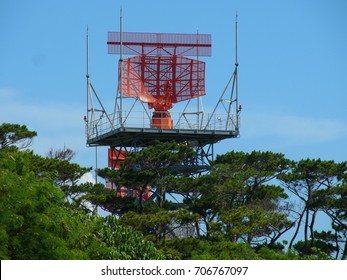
[
  {"x1": 1, "y1": 122, "x2": 346, "y2": 260},
  {"x1": 0, "y1": 134, "x2": 164, "y2": 260},
  {"x1": 0, "y1": 123, "x2": 37, "y2": 150}
]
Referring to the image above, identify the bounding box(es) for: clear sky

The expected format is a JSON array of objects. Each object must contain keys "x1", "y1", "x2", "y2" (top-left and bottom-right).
[{"x1": 1, "y1": 0, "x2": 347, "y2": 173}]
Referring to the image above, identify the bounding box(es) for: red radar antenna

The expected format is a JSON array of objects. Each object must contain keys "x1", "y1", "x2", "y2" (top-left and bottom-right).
[{"x1": 107, "y1": 31, "x2": 212, "y2": 128}]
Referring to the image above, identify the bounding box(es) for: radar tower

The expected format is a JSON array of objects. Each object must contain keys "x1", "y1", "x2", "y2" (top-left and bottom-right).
[{"x1": 85, "y1": 14, "x2": 241, "y2": 200}]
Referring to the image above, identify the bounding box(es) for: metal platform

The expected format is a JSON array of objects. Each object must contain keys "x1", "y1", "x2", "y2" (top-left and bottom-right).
[
  {"x1": 87, "y1": 126, "x2": 239, "y2": 147},
  {"x1": 86, "y1": 110, "x2": 239, "y2": 147}
]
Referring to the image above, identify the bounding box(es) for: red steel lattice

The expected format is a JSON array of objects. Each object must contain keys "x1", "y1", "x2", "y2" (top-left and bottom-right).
[
  {"x1": 108, "y1": 32, "x2": 212, "y2": 56},
  {"x1": 120, "y1": 55, "x2": 206, "y2": 109}
]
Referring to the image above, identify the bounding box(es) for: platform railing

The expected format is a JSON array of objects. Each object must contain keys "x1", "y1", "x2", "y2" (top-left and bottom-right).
[{"x1": 86, "y1": 110, "x2": 239, "y2": 141}]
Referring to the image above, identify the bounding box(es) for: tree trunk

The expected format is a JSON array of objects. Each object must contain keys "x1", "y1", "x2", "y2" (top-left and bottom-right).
[
  {"x1": 309, "y1": 210, "x2": 317, "y2": 247},
  {"x1": 342, "y1": 238, "x2": 347, "y2": 260},
  {"x1": 289, "y1": 209, "x2": 305, "y2": 249},
  {"x1": 334, "y1": 230, "x2": 340, "y2": 260},
  {"x1": 303, "y1": 205, "x2": 310, "y2": 254},
  {"x1": 138, "y1": 184, "x2": 146, "y2": 213},
  {"x1": 195, "y1": 221, "x2": 201, "y2": 237},
  {"x1": 204, "y1": 218, "x2": 210, "y2": 239}
]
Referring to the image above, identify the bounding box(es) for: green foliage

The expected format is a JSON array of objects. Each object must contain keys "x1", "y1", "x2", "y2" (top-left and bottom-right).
[
  {"x1": 98, "y1": 141, "x2": 194, "y2": 212},
  {"x1": 0, "y1": 123, "x2": 37, "y2": 150},
  {"x1": 97, "y1": 216, "x2": 166, "y2": 260},
  {"x1": 179, "y1": 151, "x2": 293, "y2": 244},
  {"x1": 0, "y1": 148, "x2": 164, "y2": 260},
  {"x1": 220, "y1": 205, "x2": 292, "y2": 243},
  {"x1": 190, "y1": 241, "x2": 261, "y2": 260},
  {"x1": 161, "y1": 237, "x2": 331, "y2": 260},
  {"x1": 0, "y1": 148, "x2": 82, "y2": 259},
  {"x1": 161, "y1": 238, "x2": 261, "y2": 260},
  {"x1": 28, "y1": 153, "x2": 92, "y2": 188},
  {"x1": 121, "y1": 209, "x2": 199, "y2": 243},
  {"x1": 2, "y1": 123, "x2": 346, "y2": 260},
  {"x1": 292, "y1": 240, "x2": 333, "y2": 259},
  {"x1": 280, "y1": 158, "x2": 347, "y2": 256}
]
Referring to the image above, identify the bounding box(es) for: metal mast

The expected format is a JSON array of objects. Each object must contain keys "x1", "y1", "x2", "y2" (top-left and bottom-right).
[
  {"x1": 86, "y1": 27, "x2": 100, "y2": 183},
  {"x1": 235, "y1": 13, "x2": 239, "y2": 127},
  {"x1": 86, "y1": 26, "x2": 94, "y2": 140},
  {"x1": 119, "y1": 7, "x2": 123, "y2": 126},
  {"x1": 205, "y1": 13, "x2": 240, "y2": 133}
]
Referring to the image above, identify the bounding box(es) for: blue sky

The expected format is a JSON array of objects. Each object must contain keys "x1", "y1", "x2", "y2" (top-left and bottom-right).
[{"x1": 1, "y1": 0, "x2": 347, "y2": 173}]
